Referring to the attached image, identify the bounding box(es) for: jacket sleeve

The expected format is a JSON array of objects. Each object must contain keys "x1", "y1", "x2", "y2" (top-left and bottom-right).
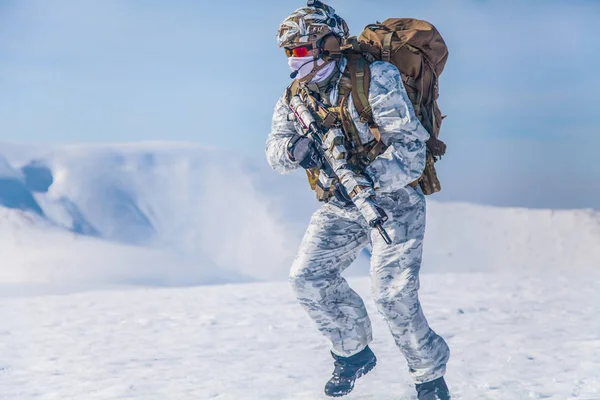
[
  {"x1": 265, "y1": 94, "x2": 301, "y2": 174},
  {"x1": 363, "y1": 61, "x2": 430, "y2": 192}
]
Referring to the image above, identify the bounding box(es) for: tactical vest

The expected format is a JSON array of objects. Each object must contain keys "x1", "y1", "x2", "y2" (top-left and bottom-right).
[
  {"x1": 286, "y1": 61, "x2": 393, "y2": 202},
  {"x1": 286, "y1": 58, "x2": 428, "y2": 202}
]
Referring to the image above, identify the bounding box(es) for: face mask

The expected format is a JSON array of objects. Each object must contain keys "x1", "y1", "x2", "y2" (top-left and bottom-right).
[{"x1": 288, "y1": 56, "x2": 336, "y2": 83}]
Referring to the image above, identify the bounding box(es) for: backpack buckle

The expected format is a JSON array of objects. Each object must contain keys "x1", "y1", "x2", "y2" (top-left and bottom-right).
[{"x1": 358, "y1": 105, "x2": 373, "y2": 123}]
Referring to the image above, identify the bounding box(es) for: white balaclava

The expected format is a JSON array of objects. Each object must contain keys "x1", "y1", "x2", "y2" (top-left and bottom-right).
[{"x1": 288, "y1": 56, "x2": 337, "y2": 83}]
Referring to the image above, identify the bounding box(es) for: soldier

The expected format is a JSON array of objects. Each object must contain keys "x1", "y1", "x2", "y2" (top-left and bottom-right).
[{"x1": 266, "y1": 2, "x2": 451, "y2": 399}]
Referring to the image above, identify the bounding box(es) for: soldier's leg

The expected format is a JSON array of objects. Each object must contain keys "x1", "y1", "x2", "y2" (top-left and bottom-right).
[
  {"x1": 289, "y1": 201, "x2": 371, "y2": 357},
  {"x1": 369, "y1": 188, "x2": 450, "y2": 384}
]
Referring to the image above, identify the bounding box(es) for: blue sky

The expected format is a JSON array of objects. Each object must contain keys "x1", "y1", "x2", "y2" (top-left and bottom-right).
[{"x1": 1, "y1": 0, "x2": 599, "y2": 209}]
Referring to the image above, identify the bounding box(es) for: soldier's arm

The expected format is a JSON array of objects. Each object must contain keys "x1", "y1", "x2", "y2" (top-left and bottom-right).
[
  {"x1": 265, "y1": 94, "x2": 301, "y2": 174},
  {"x1": 363, "y1": 62, "x2": 430, "y2": 191}
]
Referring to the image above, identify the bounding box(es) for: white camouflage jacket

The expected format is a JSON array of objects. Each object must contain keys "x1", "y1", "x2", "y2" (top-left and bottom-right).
[{"x1": 266, "y1": 60, "x2": 430, "y2": 195}]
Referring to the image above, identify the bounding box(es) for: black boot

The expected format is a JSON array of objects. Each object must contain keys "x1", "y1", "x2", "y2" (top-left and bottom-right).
[
  {"x1": 324, "y1": 346, "x2": 377, "y2": 397},
  {"x1": 416, "y1": 376, "x2": 451, "y2": 400}
]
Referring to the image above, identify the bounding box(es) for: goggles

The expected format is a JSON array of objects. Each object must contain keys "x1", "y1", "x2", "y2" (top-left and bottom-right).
[{"x1": 284, "y1": 44, "x2": 314, "y2": 57}]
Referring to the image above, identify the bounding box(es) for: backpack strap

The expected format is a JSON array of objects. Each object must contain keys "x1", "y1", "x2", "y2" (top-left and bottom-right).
[
  {"x1": 285, "y1": 79, "x2": 301, "y2": 104},
  {"x1": 346, "y1": 57, "x2": 382, "y2": 142},
  {"x1": 382, "y1": 31, "x2": 394, "y2": 62},
  {"x1": 348, "y1": 57, "x2": 371, "y2": 122},
  {"x1": 337, "y1": 93, "x2": 366, "y2": 156}
]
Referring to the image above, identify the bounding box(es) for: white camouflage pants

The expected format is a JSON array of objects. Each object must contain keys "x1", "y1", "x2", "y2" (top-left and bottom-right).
[{"x1": 289, "y1": 186, "x2": 450, "y2": 384}]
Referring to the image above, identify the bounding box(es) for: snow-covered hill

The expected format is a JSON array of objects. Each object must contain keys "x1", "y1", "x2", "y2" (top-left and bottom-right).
[
  {"x1": 0, "y1": 207, "x2": 248, "y2": 294},
  {"x1": 1, "y1": 142, "x2": 316, "y2": 289},
  {"x1": 1, "y1": 142, "x2": 599, "y2": 292},
  {"x1": 425, "y1": 201, "x2": 600, "y2": 272}
]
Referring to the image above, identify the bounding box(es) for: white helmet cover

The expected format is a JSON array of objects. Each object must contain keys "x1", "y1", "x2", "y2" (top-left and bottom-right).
[{"x1": 277, "y1": 3, "x2": 349, "y2": 48}]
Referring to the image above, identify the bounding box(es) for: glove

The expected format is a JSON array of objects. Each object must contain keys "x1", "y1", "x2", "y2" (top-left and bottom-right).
[{"x1": 287, "y1": 134, "x2": 322, "y2": 169}]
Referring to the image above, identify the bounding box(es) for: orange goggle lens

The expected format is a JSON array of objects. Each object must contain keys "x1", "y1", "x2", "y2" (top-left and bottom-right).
[{"x1": 285, "y1": 45, "x2": 312, "y2": 57}]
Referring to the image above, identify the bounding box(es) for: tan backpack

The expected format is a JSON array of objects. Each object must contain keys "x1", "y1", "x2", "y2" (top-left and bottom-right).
[{"x1": 341, "y1": 18, "x2": 449, "y2": 194}]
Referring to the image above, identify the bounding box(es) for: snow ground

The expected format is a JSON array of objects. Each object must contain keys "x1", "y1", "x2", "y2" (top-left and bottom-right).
[{"x1": 2, "y1": 272, "x2": 599, "y2": 400}]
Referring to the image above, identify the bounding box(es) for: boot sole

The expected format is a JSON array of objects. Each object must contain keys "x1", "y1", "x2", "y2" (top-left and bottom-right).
[{"x1": 326, "y1": 358, "x2": 377, "y2": 398}]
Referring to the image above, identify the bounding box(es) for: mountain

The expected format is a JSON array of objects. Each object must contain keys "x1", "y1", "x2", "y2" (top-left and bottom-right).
[
  {"x1": 0, "y1": 142, "x2": 316, "y2": 291},
  {"x1": 0, "y1": 154, "x2": 44, "y2": 216},
  {"x1": 0, "y1": 142, "x2": 599, "y2": 293}
]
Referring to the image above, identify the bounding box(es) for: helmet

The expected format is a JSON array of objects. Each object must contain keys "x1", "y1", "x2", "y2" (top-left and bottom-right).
[{"x1": 277, "y1": 1, "x2": 349, "y2": 49}]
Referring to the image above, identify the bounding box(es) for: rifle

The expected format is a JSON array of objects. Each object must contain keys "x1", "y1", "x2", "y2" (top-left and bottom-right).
[{"x1": 289, "y1": 95, "x2": 392, "y2": 245}]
